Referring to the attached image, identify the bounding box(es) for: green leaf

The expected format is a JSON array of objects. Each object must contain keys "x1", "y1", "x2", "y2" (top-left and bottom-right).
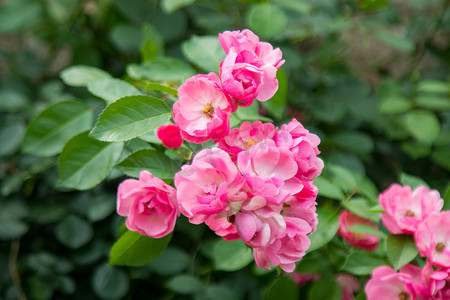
[
  {"x1": 22, "y1": 101, "x2": 93, "y2": 157},
  {"x1": 314, "y1": 177, "x2": 345, "y2": 201},
  {"x1": 308, "y1": 277, "x2": 341, "y2": 300},
  {"x1": 110, "y1": 24, "x2": 143, "y2": 53},
  {"x1": 87, "y1": 79, "x2": 142, "y2": 103},
  {"x1": 148, "y1": 247, "x2": 190, "y2": 275},
  {"x1": 166, "y1": 274, "x2": 203, "y2": 295},
  {"x1": 374, "y1": 30, "x2": 414, "y2": 53},
  {"x1": 432, "y1": 147, "x2": 450, "y2": 171},
  {"x1": 404, "y1": 111, "x2": 440, "y2": 144},
  {"x1": 90, "y1": 96, "x2": 171, "y2": 142},
  {"x1": 109, "y1": 230, "x2": 172, "y2": 266},
  {"x1": 358, "y1": 0, "x2": 390, "y2": 11},
  {"x1": 341, "y1": 198, "x2": 380, "y2": 222},
  {"x1": 418, "y1": 80, "x2": 450, "y2": 94},
  {"x1": 264, "y1": 276, "x2": 299, "y2": 300},
  {"x1": 272, "y1": 0, "x2": 311, "y2": 14},
  {"x1": 331, "y1": 132, "x2": 374, "y2": 154},
  {"x1": 0, "y1": 0, "x2": 42, "y2": 33},
  {"x1": 247, "y1": 4, "x2": 288, "y2": 39},
  {"x1": 415, "y1": 96, "x2": 450, "y2": 111},
  {"x1": 399, "y1": 173, "x2": 429, "y2": 189},
  {"x1": 328, "y1": 165, "x2": 357, "y2": 194},
  {"x1": 57, "y1": 132, "x2": 124, "y2": 190},
  {"x1": 341, "y1": 251, "x2": 387, "y2": 275},
  {"x1": 0, "y1": 121, "x2": 26, "y2": 156},
  {"x1": 308, "y1": 206, "x2": 340, "y2": 252},
  {"x1": 87, "y1": 195, "x2": 116, "y2": 222},
  {"x1": 55, "y1": 215, "x2": 93, "y2": 249},
  {"x1": 386, "y1": 234, "x2": 419, "y2": 270},
  {"x1": 161, "y1": 0, "x2": 196, "y2": 14},
  {"x1": 347, "y1": 224, "x2": 387, "y2": 239},
  {"x1": 92, "y1": 265, "x2": 129, "y2": 300},
  {"x1": 60, "y1": 65, "x2": 111, "y2": 87},
  {"x1": 139, "y1": 57, "x2": 196, "y2": 82},
  {"x1": 0, "y1": 89, "x2": 29, "y2": 112},
  {"x1": 145, "y1": 82, "x2": 178, "y2": 96},
  {"x1": 116, "y1": 149, "x2": 180, "y2": 179},
  {"x1": 212, "y1": 239, "x2": 254, "y2": 271},
  {"x1": 182, "y1": 35, "x2": 225, "y2": 73},
  {"x1": 0, "y1": 218, "x2": 29, "y2": 240},
  {"x1": 379, "y1": 96, "x2": 412, "y2": 114},
  {"x1": 261, "y1": 69, "x2": 287, "y2": 120}
]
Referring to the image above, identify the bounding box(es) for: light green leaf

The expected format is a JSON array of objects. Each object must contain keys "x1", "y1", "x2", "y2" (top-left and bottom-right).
[
  {"x1": 0, "y1": 121, "x2": 26, "y2": 156},
  {"x1": 60, "y1": 65, "x2": 111, "y2": 87},
  {"x1": 347, "y1": 224, "x2": 387, "y2": 238},
  {"x1": 416, "y1": 96, "x2": 450, "y2": 111},
  {"x1": 404, "y1": 111, "x2": 440, "y2": 144},
  {"x1": 247, "y1": 4, "x2": 288, "y2": 39},
  {"x1": 264, "y1": 276, "x2": 299, "y2": 300},
  {"x1": 55, "y1": 215, "x2": 93, "y2": 249},
  {"x1": 399, "y1": 173, "x2": 429, "y2": 189},
  {"x1": 92, "y1": 265, "x2": 129, "y2": 300},
  {"x1": 328, "y1": 165, "x2": 357, "y2": 194},
  {"x1": 182, "y1": 35, "x2": 225, "y2": 73},
  {"x1": 109, "y1": 230, "x2": 172, "y2": 266},
  {"x1": 90, "y1": 95, "x2": 171, "y2": 142},
  {"x1": 57, "y1": 132, "x2": 124, "y2": 190},
  {"x1": 161, "y1": 0, "x2": 196, "y2": 14},
  {"x1": 308, "y1": 277, "x2": 341, "y2": 300},
  {"x1": 418, "y1": 80, "x2": 450, "y2": 94},
  {"x1": 212, "y1": 239, "x2": 254, "y2": 271},
  {"x1": 22, "y1": 101, "x2": 93, "y2": 157},
  {"x1": 116, "y1": 149, "x2": 180, "y2": 179},
  {"x1": 166, "y1": 274, "x2": 203, "y2": 295},
  {"x1": 261, "y1": 69, "x2": 287, "y2": 120},
  {"x1": 379, "y1": 96, "x2": 412, "y2": 114},
  {"x1": 386, "y1": 234, "x2": 419, "y2": 270},
  {"x1": 0, "y1": 89, "x2": 29, "y2": 112},
  {"x1": 315, "y1": 177, "x2": 345, "y2": 201},
  {"x1": 308, "y1": 206, "x2": 340, "y2": 252},
  {"x1": 272, "y1": 0, "x2": 311, "y2": 14},
  {"x1": 341, "y1": 198, "x2": 380, "y2": 222},
  {"x1": 139, "y1": 57, "x2": 196, "y2": 82},
  {"x1": 341, "y1": 251, "x2": 387, "y2": 275},
  {"x1": 0, "y1": 0, "x2": 42, "y2": 33},
  {"x1": 87, "y1": 79, "x2": 142, "y2": 103},
  {"x1": 110, "y1": 24, "x2": 143, "y2": 53},
  {"x1": 145, "y1": 82, "x2": 178, "y2": 96}
]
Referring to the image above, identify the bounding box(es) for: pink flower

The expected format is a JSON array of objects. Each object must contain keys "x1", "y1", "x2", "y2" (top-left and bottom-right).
[
  {"x1": 174, "y1": 148, "x2": 245, "y2": 225},
  {"x1": 216, "y1": 120, "x2": 276, "y2": 161},
  {"x1": 173, "y1": 73, "x2": 232, "y2": 143},
  {"x1": 419, "y1": 262, "x2": 450, "y2": 299},
  {"x1": 415, "y1": 211, "x2": 450, "y2": 269},
  {"x1": 338, "y1": 211, "x2": 380, "y2": 252},
  {"x1": 218, "y1": 29, "x2": 284, "y2": 69},
  {"x1": 156, "y1": 124, "x2": 183, "y2": 148},
  {"x1": 275, "y1": 118, "x2": 323, "y2": 181},
  {"x1": 336, "y1": 274, "x2": 361, "y2": 300},
  {"x1": 290, "y1": 273, "x2": 321, "y2": 287},
  {"x1": 379, "y1": 184, "x2": 443, "y2": 234},
  {"x1": 365, "y1": 265, "x2": 423, "y2": 300},
  {"x1": 117, "y1": 171, "x2": 179, "y2": 238},
  {"x1": 220, "y1": 48, "x2": 278, "y2": 107},
  {"x1": 254, "y1": 216, "x2": 312, "y2": 272}
]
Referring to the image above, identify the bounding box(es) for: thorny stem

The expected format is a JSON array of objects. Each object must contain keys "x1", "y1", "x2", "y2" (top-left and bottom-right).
[{"x1": 9, "y1": 239, "x2": 26, "y2": 300}]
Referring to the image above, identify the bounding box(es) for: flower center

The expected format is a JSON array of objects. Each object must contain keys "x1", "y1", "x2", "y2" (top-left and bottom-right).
[
  {"x1": 405, "y1": 210, "x2": 415, "y2": 217},
  {"x1": 202, "y1": 104, "x2": 215, "y2": 117},
  {"x1": 399, "y1": 292, "x2": 410, "y2": 300},
  {"x1": 435, "y1": 242, "x2": 446, "y2": 253}
]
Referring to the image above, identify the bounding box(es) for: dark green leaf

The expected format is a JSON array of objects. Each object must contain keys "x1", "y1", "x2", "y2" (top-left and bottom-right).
[
  {"x1": 212, "y1": 239, "x2": 253, "y2": 271},
  {"x1": 0, "y1": 121, "x2": 26, "y2": 156},
  {"x1": 22, "y1": 101, "x2": 93, "y2": 157},
  {"x1": 55, "y1": 215, "x2": 93, "y2": 249},
  {"x1": 264, "y1": 276, "x2": 299, "y2": 300},
  {"x1": 432, "y1": 147, "x2": 450, "y2": 171},
  {"x1": 379, "y1": 96, "x2": 412, "y2": 114},
  {"x1": 182, "y1": 35, "x2": 225, "y2": 72},
  {"x1": 308, "y1": 206, "x2": 340, "y2": 252},
  {"x1": 0, "y1": 218, "x2": 28, "y2": 240},
  {"x1": 166, "y1": 274, "x2": 203, "y2": 294},
  {"x1": 90, "y1": 95, "x2": 171, "y2": 142},
  {"x1": 341, "y1": 251, "x2": 387, "y2": 275},
  {"x1": 138, "y1": 57, "x2": 196, "y2": 82},
  {"x1": 309, "y1": 277, "x2": 341, "y2": 300},
  {"x1": 148, "y1": 247, "x2": 190, "y2": 275},
  {"x1": 57, "y1": 132, "x2": 124, "y2": 190},
  {"x1": 386, "y1": 234, "x2": 419, "y2": 270},
  {"x1": 374, "y1": 30, "x2": 414, "y2": 53},
  {"x1": 87, "y1": 195, "x2": 116, "y2": 222},
  {"x1": 92, "y1": 265, "x2": 129, "y2": 300},
  {"x1": 87, "y1": 79, "x2": 142, "y2": 103},
  {"x1": 247, "y1": 4, "x2": 288, "y2": 39},
  {"x1": 109, "y1": 230, "x2": 172, "y2": 266},
  {"x1": 161, "y1": 0, "x2": 196, "y2": 14},
  {"x1": 399, "y1": 173, "x2": 429, "y2": 189},
  {"x1": 0, "y1": 0, "x2": 42, "y2": 33},
  {"x1": 331, "y1": 132, "x2": 374, "y2": 154},
  {"x1": 60, "y1": 65, "x2": 111, "y2": 87}
]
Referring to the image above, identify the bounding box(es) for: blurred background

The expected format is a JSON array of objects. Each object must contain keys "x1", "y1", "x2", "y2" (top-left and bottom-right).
[{"x1": 0, "y1": 0, "x2": 449, "y2": 299}]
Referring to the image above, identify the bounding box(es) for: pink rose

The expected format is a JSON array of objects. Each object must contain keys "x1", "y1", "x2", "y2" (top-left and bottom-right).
[
  {"x1": 117, "y1": 171, "x2": 179, "y2": 238},
  {"x1": 174, "y1": 148, "x2": 245, "y2": 225},
  {"x1": 365, "y1": 265, "x2": 422, "y2": 300},
  {"x1": 173, "y1": 73, "x2": 232, "y2": 143},
  {"x1": 415, "y1": 211, "x2": 450, "y2": 269},
  {"x1": 336, "y1": 274, "x2": 361, "y2": 300},
  {"x1": 275, "y1": 118, "x2": 323, "y2": 181},
  {"x1": 156, "y1": 124, "x2": 183, "y2": 148},
  {"x1": 204, "y1": 214, "x2": 240, "y2": 241},
  {"x1": 419, "y1": 262, "x2": 450, "y2": 299},
  {"x1": 254, "y1": 216, "x2": 312, "y2": 272},
  {"x1": 379, "y1": 184, "x2": 443, "y2": 234},
  {"x1": 220, "y1": 48, "x2": 278, "y2": 107},
  {"x1": 216, "y1": 120, "x2": 276, "y2": 161},
  {"x1": 338, "y1": 211, "x2": 380, "y2": 252}
]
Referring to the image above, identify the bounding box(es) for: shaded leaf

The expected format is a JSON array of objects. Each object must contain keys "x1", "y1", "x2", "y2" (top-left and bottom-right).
[
  {"x1": 212, "y1": 239, "x2": 253, "y2": 271},
  {"x1": 247, "y1": 4, "x2": 288, "y2": 39},
  {"x1": 386, "y1": 234, "x2": 419, "y2": 270},
  {"x1": 166, "y1": 274, "x2": 203, "y2": 295}
]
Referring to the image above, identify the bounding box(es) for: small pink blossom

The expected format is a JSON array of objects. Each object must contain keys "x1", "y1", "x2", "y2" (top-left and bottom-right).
[
  {"x1": 174, "y1": 148, "x2": 244, "y2": 225},
  {"x1": 365, "y1": 265, "x2": 422, "y2": 300},
  {"x1": 204, "y1": 215, "x2": 240, "y2": 241},
  {"x1": 275, "y1": 118, "x2": 323, "y2": 181},
  {"x1": 336, "y1": 274, "x2": 361, "y2": 300},
  {"x1": 216, "y1": 120, "x2": 276, "y2": 161},
  {"x1": 254, "y1": 216, "x2": 312, "y2": 272},
  {"x1": 379, "y1": 184, "x2": 443, "y2": 235},
  {"x1": 290, "y1": 273, "x2": 321, "y2": 287},
  {"x1": 156, "y1": 123, "x2": 183, "y2": 148},
  {"x1": 173, "y1": 73, "x2": 232, "y2": 143},
  {"x1": 117, "y1": 171, "x2": 179, "y2": 238},
  {"x1": 338, "y1": 211, "x2": 380, "y2": 252},
  {"x1": 419, "y1": 262, "x2": 450, "y2": 299},
  {"x1": 415, "y1": 211, "x2": 450, "y2": 269}
]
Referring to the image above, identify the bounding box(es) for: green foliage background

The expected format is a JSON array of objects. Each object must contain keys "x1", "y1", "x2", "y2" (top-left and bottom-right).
[{"x1": 0, "y1": 0, "x2": 449, "y2": 299}]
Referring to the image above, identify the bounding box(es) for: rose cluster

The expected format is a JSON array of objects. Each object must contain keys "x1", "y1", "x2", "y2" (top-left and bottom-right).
[
  {"x1": 117, "y1": 29, "x2": 323, "y2": 272},
  {"x1": 365, "y1": 184, "x2": 449, "y2": 300}
]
